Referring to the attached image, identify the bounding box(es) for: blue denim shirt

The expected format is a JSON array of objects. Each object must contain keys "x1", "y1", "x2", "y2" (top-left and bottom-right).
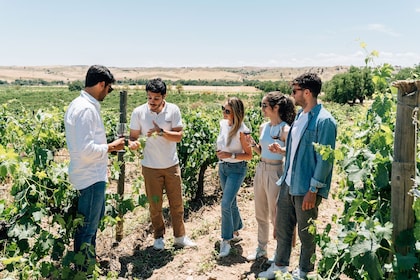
[{"x1": 277, "y1": 104, "x2": 337, "y2": 199}]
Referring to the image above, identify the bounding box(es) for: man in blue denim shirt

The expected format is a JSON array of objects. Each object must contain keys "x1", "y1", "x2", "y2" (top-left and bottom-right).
[{"x1": 259, "y1": 73, "x2": 337, "y2": 279}]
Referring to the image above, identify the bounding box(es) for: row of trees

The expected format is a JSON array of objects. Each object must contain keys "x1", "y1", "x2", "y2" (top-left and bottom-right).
[
  {"x1": 4, "y1": 63, "x2": 420, "y2": 105},
  {"x1": 0, "y1": 79, "x2": 66, "y2": 86},
  {"x1": 69, "y1": 64, "x2": 420, "y2": 105}
]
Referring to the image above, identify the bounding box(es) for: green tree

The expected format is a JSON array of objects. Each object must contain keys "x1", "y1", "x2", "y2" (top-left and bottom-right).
[
  {"x1": 393, "y1": 64, "x2": 420, "y2": 80},
  {"x1": 68, "y1": 80, "x2": 83, "y2": 92},
  {"x1": 324, "y1": 66, "x2": 374, "y2": 104}
]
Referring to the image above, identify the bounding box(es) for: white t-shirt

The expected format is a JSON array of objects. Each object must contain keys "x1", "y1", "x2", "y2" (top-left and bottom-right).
[
  {"x1": 64, "y1": 91, "x2": 109, "y2": 190},
  {"x1": 285, "y1": 111, "x2": 309, "y2": 186},
  {"x1": 130, "y1": 101, "x2": 183, "y2": 169},
  {"x1": 217, "y1": 119, "x2": 245, "y2": 163}
]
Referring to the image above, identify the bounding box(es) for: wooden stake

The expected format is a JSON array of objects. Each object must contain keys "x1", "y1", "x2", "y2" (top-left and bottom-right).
[{"x1": 391, "y1": 80, "x2": 419, "y2": 253}]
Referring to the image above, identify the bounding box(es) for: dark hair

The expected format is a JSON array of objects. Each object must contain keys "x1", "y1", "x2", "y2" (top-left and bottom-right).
[
  {"x1": 85, "y1": 65, "x2": 115, "y2": 87},
  {"x1": 266, "y1": 91, "x2": 296, "y2": 125},
  {"x1": 146, "y1": 78, "x2": 166, "y2": 95},
  {"x1": 292, "y1": 73, "x2": 322, "y2": 97}
]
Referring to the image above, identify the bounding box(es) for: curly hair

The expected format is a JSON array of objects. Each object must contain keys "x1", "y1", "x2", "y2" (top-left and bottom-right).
[
  {"x1": 265, "y1": 91, "x2": 296, "y2": 125},
  {"x1": 146, "y1": 78, "x2": 167, "y2": 95}
]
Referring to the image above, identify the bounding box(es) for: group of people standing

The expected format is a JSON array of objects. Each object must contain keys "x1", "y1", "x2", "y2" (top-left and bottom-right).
[
  {"x1": 214, "y1": 72, "x2": 337, "y2": 279},
  {"x1": 64, "y1": 65, "x2": 337, "y2": 279}
]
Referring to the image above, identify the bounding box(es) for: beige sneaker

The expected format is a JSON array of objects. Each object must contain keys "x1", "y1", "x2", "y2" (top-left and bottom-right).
[{"x1": 246, "y1": 246, "x2": 267, "y2": 261}]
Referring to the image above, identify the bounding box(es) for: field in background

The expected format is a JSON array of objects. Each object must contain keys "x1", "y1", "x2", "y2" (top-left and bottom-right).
[{"x1": 0, "y1": 65, "x2": 351, "y2": 83}]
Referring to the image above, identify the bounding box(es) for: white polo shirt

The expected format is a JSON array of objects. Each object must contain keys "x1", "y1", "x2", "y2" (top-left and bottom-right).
[
  {"x1": 130, "y1": 101, "x2": 183, "y2": 169},
  {"x1": 64, "y1": 91, "x2": 109, "y2": 190}
]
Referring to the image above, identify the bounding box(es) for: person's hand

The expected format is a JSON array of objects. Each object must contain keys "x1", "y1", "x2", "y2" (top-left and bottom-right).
[
  {"x1": 302, "y1": 191, "x2": 317, "y2": 211},
  {"x1": 110, "y1": 137, "x2": 125, "y2": 152},
  {"x1": 268, "y1": 142, "x2": 285, "y2": 155},
  {"x1": 245, "y1": 134, "x2": 256, "y2": 147},
  {"x1": 147, "y1": 121, "x2": 161, "y2": 137},
  {"x1": 128, "y1": 139, "x2": 140, "y2": 150},
  {"x1": 216, "y1": 150, "x2": 231, "y2": 160}
]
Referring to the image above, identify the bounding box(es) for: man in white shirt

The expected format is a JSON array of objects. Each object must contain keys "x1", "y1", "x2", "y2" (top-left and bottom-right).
[
  {"x1": 64, "y1": 65, "x2": 124, "y2": 267},
  {"x1": 129, "y1": 78, "x2": 196, "y2": 250}
]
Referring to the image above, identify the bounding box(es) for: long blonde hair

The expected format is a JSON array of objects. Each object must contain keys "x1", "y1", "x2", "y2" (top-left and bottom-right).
[{"x1": 226, "y1": 97, "x2": 245, "y2": 146}]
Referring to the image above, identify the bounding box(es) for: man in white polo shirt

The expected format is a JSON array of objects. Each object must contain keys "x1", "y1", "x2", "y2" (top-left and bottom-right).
[{"x1": 128, "y1": 78, "x2": 196, "y2": 250}]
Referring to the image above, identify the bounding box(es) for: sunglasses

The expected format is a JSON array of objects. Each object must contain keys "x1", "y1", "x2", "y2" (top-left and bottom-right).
[
  {"x1": 221, "y1": 106, "x2": 231, "y2": 114},
  {"x1": 292, "y1": 87, "x2": 304, "y2": 94},
  {"x1": 259, "y1": 102, "x2": 268, "y2": 108},
  {"x1": 108, "y1": 85, "x2": 114, "y2": 94}
]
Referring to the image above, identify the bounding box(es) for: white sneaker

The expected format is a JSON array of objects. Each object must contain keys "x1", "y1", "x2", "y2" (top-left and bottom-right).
[
  {"x1": 174, "y1": 236, "x2": 197, "y2": 248},
  {"x1": 258, "y1": 263, "x2": 288, "y2": 279},
  {"x1": 153, "y1": 237, "x2": 165, "y2": 250},
  {"x1": 291, "y1": 268, "x2": 307, "y2": 279},
  {"x1": 246, "y1": 246, "x2": 267, "y2": 261},
  {"x1": 218, "y1": 240, "x2": 231, "y2": 258}
]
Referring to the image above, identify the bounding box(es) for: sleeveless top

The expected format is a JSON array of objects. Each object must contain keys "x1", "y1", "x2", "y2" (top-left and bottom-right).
[{"x1": 259, "y1": 121, "x2": 287, "y2": 161}]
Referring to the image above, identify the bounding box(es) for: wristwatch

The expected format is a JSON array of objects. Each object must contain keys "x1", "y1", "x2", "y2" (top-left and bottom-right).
[
  {"x1": 309, "y1": 185, "x2": 318, "y2": 193},
  {"x1": 231, "y1": 153, "x2": 236, "y2": 159},
  {"x1": 158, "y1": 128, "x2": 164, "y2": 136}
]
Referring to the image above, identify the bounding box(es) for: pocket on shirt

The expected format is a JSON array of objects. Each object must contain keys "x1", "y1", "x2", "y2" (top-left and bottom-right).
[{"x1": 302, "y1": 130, "x2": 316, "y2": 146}]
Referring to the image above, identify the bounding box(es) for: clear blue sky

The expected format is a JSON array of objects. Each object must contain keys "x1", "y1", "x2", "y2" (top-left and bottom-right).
[{"x1": 1, "y1": 0, "x2": 419, "y2": 68}]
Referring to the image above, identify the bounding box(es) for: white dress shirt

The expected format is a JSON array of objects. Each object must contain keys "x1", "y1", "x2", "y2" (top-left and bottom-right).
[{"x1": 64, "y1": 90, "x2": 109, "y2": 190}]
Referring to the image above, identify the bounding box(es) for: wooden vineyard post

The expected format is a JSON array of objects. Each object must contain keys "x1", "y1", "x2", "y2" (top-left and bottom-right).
[
  {"x1": 116, "y1": 90, "x2": 128, "y2": 242},
  {"x1": 391, "y1": 80, "x2": 420, "y2": 253}
]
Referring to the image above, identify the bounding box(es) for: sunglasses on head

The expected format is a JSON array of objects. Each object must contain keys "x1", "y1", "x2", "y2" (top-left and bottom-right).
[
  {"x1": 259, "y1": 102, "x2": 269, "y2": 108},
  {"x1": 221, "y1": 106, "x2": 231, "y2": 114}
]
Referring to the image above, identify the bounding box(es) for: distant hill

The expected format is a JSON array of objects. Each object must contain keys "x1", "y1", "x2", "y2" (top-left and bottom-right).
[{"x1": 0, "y1": 65, "x2": 352, "y2": 83}]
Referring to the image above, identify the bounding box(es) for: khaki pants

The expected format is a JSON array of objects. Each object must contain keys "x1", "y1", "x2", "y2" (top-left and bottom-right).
[
  {"x1": 253, "y1": 161, "x2": 283, "y2": 250},
  {"x1": 142, "y1": 164, "x2": 186, "y2": 239}
]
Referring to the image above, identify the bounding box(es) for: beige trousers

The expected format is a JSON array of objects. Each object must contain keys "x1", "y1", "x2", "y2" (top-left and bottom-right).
[
  {"x1": 253, "y1": 161, "x2": 283, "y2": 250},
  {"x1": 142, "y1": 164, "x2": 186, "y2": 239}
]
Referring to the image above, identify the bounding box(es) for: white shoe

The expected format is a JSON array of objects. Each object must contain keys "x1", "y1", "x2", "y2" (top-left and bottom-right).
[
  {"x1": 218, "y1": 240, "x2": 231, "y2": 258},
  {"x1": 153, "y1": 237, "x2": 165, "y2": 250},
  {"x1": 291, "y1": 268, "x2": 307, "y2": 279},
  {"x1": 246, "y1": 246, "x2": 267, "y2": 261},
  {"x1": 258, "y1": 263, "x2": 288, "y2": 279},
  {"x1": 174, "y1": 236, "x2": 197, "y2": 248}
]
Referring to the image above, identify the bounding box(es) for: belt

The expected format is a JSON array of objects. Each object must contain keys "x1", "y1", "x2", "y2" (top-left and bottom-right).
[
  {"x1": 220, "y1": 160, "x2": 245, "y2": 164},
  {"x1": 260, "y1": 158, "x2": 283, "y2": 165}
]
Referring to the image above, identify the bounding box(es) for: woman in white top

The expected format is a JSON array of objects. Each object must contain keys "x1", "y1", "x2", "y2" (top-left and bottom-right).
[
  {"x1": 246, "y1": 92, "x2": 296, "y2": 262},
  {"x1": 216, "y1": 97, "x2": 253, "y2": 258}
]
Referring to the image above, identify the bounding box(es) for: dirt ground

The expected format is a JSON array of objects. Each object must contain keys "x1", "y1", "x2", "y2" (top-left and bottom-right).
[{"x1": 95, "y1": 162, "x2": 344, "y2": 280}]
